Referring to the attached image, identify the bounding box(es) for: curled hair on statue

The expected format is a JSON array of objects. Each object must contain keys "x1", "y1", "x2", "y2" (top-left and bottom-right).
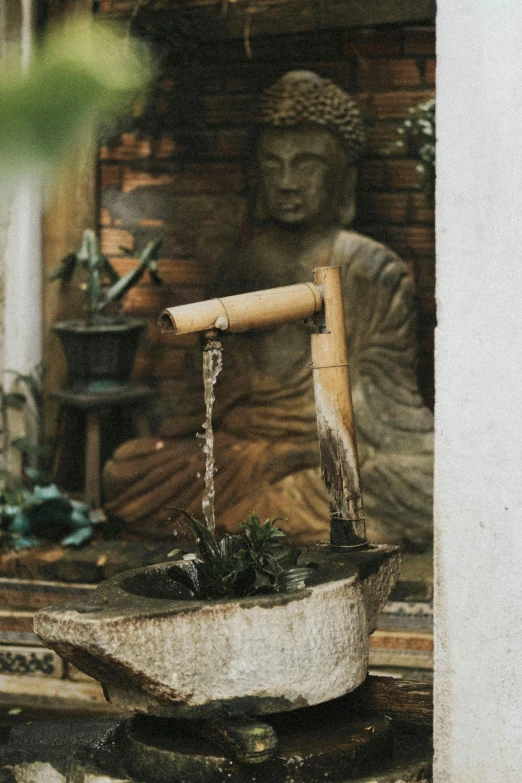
[
  {"x1": 259, "y1": 70, "x2": 365, "y2": 164},
  {"x1": 253, "y1": 71, "x2": 362, "y2": 228}
]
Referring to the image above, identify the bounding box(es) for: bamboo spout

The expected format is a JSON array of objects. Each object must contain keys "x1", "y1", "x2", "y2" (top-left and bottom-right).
[
  {"x1": 159, "y1": 282, "x2": 323, "y2": 335},
  {"x1": 159, "y1": 266, "x2": 366, "y2": 550},
  {"x1": 311, "y1": 267, "x2": 367, "y2": 550}
]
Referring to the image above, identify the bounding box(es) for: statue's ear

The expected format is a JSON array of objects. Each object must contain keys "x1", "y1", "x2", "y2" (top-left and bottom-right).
[
  {"x1": 339, "y1": 166, "x2": 357, "y2": 227},
  {"x1": 249, "y1": 163, "x2": 269, "y2": 222},
  {"x1": 254, "y1": 187, "x2": 269, "y2": 221}
]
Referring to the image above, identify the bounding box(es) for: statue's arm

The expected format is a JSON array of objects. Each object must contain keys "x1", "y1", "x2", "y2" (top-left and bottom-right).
[{"x1": 340, "y1": 235, "x2": 433, "y2": 451}]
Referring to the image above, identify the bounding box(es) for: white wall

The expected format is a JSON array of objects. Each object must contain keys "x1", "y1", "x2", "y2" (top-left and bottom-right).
[
  {"x1": 435, "y1": 2, "x2": 522, "y2": 781},
  {"x1": 3, "y1": 176, "x2": 42, "y2": 381},
  {"x1": 2, "y1": 0, "x2": 42, "y2": 383},
  {"x1": 0, "y1": 0, "x2": 42, "y2": 474}
]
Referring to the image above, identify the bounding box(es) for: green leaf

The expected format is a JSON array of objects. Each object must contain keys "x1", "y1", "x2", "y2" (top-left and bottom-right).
[
  {"x1": 78, "y1": 229, "x2": 99, "y2": 263},
  {"x1": 3, "y1": 392, "x2": 27, "y2": 409},
  {"x1": 2, "y1": 487, "x2": 27, "y2": 507},
  {"x1": 273, "y1": 548, "x2": 300, "y2": 570},
  {"x1": 100, "y1": 237, "x2": 164, "y2": 310},
  {"x1": 87, "y1": 265, "x2": 102, "y2": 313},
  {"x1": 24, "y1": 467, "x2": 51, "y2": 484},
  {"x1": 101, "y1": 257, "x2": 120, "y2": 285},
  {"x1": 8, "y1": 508, "x2": 31, "y2": 533},
  {"x1": 0, "y1": 19, "x2": 152, "y2": 178},
  {"x1": 62, "y1": 526, "x2": 93, "y2": 547},
  {"x1": 11, "y1": 437, "x2": 46, "y2": 456},
  {"x1": 101, "y1": 265, "x2": 146, "y2": 308},
  {"x1": 170, "y1": 508, "x2": 218, "y2": 561},
  {"x1": 253, "y1": 571, "x2": 273, "y2": 592},
  {"x1": 118, "y1": 245, "x2": 135, "y2": 258},
  {"x1": 12, "y1": 536, "x2": 38, "y2": 551},
  {"x1": 139, "y1": 238, "x2": 163, "y2": 264},
  {"x1": 278, "y1": 567, "x2": 310, "y2": 592},
  {"x1": 149, "y1": 268, "x2": 164, "y2": 287},
  {"x1": 4, "y1": 370, "x2": 41, "y2": 396},
  {"x1": 47, "y1": 253, "x2": 78, "y2": 282}
]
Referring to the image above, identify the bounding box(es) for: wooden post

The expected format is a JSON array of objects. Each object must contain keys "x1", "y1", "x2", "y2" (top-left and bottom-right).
[
  {"x1": 85, "y1": 410, "x2": 101, "y2": 508},
  {"x1": 311, "y1": 266, "x2": 367, "y2": 549},
  {"x1": 43, "y1": 0, "x2": 97, "y2": 439}
]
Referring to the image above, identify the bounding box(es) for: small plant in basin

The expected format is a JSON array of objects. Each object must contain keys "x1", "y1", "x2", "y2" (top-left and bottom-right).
[
  {"x1": 169, "y1": 510, "x2": 312, "y2": 599},
  {"x1": 49, "y1": 230, "x2": 163, "y2": 392}
]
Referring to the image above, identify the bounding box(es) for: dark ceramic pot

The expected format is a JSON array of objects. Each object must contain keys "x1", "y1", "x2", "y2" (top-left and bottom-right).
[{"x1": 52, "y1": 318, "x2": 146, "y2": 393}]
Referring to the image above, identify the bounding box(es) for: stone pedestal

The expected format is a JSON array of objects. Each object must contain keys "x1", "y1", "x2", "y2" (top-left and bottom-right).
[{"x1": 0, "y1": 676, "x2": 433, "y2": 783}]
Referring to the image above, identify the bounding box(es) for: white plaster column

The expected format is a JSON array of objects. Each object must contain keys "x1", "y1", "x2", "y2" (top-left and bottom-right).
[
  {"x1": 435, "y1": 2, "x2": 522, "y2": 781},
  {"x1": 2, "y1": 0, "x2": 42, "y2": 382},
  {"x1": 0, "y1": 0, "x2": 42, "y2": 475},
  {"x1": 4, "y1": 176, "x2": 43, "y2": 380}
]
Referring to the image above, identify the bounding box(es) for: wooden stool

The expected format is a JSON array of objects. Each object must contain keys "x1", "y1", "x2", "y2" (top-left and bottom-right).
[{"x1": 51, "y1": 385, "x2": 157, "y2": 508}]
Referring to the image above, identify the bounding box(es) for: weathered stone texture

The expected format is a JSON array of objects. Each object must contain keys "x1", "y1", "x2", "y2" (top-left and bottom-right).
[{"x1": 35, "y1": 549, "x2": 400, "y2": 718}]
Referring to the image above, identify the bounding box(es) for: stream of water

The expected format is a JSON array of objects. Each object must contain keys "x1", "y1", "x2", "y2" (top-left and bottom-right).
[{"x1": 199, "y1": 345, "x2": 223, "y2": 533}]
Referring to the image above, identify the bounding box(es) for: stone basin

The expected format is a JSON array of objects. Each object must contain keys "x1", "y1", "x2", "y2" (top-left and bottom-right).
[{"x1": 34, "y1": 545, "x2": 400, "y2": 720}]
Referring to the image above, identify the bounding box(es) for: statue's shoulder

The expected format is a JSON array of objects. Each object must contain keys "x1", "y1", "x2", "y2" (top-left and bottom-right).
[{"x1": 334, "y1": 230, "x2": 412, "y2": 288}]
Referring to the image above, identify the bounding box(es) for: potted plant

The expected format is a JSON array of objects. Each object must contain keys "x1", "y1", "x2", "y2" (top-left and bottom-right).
[
  {"x1": 0, "y1": 367, "x2": 100, "y2": 552},
  {"x1": 49, "y1": 229, "x2": 163, "y2": 392}
]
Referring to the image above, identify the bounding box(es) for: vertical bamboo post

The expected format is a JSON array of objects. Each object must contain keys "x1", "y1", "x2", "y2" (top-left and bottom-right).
[{"x1": 311, "y1": 266, "x2": 367, "y2": 550}]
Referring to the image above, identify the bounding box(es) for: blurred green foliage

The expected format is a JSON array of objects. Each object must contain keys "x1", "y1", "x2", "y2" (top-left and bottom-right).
[{"x1": 0, "y1": 17, "x2": 152, "y2": 175}]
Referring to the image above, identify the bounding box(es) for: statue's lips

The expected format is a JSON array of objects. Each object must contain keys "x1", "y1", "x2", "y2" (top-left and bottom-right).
[{"x1": 277, "y1": 201, "x2": 303, "y2": 212}]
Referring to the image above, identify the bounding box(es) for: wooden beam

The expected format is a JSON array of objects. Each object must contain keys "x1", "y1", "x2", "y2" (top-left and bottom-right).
[
  {"x1": 101, "y1": 0, "x2": 435, "y2": 38},
  {"x1": 357, "y1": 675, "x2": 433, "y2": 727},
  {"x1": 42, "y1": 0, "x2": 97, "y2": 436}
]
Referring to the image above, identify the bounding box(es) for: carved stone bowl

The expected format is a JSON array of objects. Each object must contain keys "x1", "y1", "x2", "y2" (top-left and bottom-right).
[{"x1": 34, "y1": 545, "x2": 400, "y2": 720}]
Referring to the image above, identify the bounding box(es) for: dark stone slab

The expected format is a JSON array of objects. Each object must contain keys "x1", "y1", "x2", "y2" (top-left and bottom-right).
[
  {"x1": 1, "y1": 718, "x2": 125, "y2": 777},
  {"x1": 0, "y1": 540, "x2": 174, "y2": 585},
  {"x1": 0, "y1": 678, "x2": 432, "y2": 782},
  {"x1": 8, "y1": 717, "x2": 122, "y2": 761},
  {"x1": 123, "y1": 712, "x2": 393, "y2": 783}
]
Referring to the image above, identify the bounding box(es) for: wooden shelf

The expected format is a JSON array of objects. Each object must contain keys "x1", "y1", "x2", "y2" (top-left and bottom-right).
[{"x1": 99, "y1": 0, "x2": 435, "y2": 39}]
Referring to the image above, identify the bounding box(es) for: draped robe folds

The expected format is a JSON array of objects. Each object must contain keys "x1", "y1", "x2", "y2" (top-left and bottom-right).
[{"x1": 103, "y1": 230, "x2": 434, "y2": 550}]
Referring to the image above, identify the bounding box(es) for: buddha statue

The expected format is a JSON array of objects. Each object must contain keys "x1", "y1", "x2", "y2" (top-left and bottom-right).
[{"x1": 103, "y1": 71, "x2": 434, "y2": 550}]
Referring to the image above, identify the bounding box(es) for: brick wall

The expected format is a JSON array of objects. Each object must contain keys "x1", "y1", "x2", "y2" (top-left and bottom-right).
[{"x1": 97, "y1": 15, "x2": 435, "y2": 413}]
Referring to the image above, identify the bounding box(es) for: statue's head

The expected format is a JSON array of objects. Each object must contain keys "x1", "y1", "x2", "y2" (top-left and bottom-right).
[{"x1": 257, "y1": 71, "x2": 364, "y2": 229}]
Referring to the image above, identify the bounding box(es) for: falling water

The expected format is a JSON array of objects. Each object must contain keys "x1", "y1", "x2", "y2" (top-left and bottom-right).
[{"x1": 199, "y1": 344, "x2": 223, "y2": 533}]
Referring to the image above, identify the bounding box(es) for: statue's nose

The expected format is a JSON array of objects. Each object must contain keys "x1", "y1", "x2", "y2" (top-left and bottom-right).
[{"x1": 278, "y1": 162, "x2": 299, "y2": 191}]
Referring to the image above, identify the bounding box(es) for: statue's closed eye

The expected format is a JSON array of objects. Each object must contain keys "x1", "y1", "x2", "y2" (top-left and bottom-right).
[{"x1": 259, "y1": 159, "x2": 281, "y2": 174}]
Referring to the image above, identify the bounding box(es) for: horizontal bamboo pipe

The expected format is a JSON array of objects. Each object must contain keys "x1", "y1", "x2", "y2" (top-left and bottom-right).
[{"x1": 159, "y1": 282, "x2": 323, "y2": 335}]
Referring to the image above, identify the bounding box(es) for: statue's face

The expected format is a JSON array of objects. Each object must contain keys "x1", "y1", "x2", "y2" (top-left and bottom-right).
[{"x1": 257, "y1": 126, "x2": 347, "y2": 228}]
